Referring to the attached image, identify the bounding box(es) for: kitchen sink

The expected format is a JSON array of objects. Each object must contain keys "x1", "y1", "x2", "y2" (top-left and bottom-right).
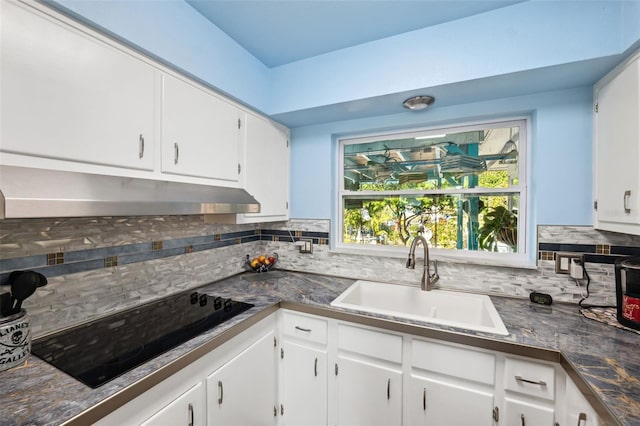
[{"x1": 330, "y1": 280, "x2": 509, "y2": 336}]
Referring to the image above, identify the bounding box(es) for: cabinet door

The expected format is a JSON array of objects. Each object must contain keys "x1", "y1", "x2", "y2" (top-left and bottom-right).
[
  {"x1": 238, "y1": 113, "x2": 289, "y2": 223},
  {"x1": 595, "y1": 54, "x2": 640, "y2": 233},
  {"x1": 281, "y1": 341, "x2": 328, "y2": 426},
  {"x1": 407, "y1": 375, "x2": 494, "y2": 426},
  {"x1": 564, "y1": 377, "x2": 600, "y2": 426},
  {"x1": 336, "y1": 355, "x2": 402, "y2": 426},
  {"x1": 1, "y1": 1, "x2": 155, "y2": 171},
  {"x1": 206, "y1": 329, "x2": 277, "y2": 426},
  {"x1": 503, "y1": 397, "x2": 555, "y2": 426},
  {"x1": 140, "y1": 382, "x2": 204, "y2": 426},
  {"x1": 162, "y1": 74, "x2": 240, "y2": 181}
]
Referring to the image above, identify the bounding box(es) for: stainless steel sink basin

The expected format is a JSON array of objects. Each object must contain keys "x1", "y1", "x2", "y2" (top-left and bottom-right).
[{"x1": 330, "y1": 280, "x2": 509, "y2": 336}]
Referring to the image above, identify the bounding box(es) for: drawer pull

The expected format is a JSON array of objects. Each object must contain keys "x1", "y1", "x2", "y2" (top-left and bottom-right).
[
  {"x1": 578, "y1": 412, "x2": 587, "y2": 426},
  {"x1": 217, "y1": 380, "x2": 224, "y2": 404},
  {"x1": 295, "y1": 326, "x2": 312, "y2": 332},
  {"x1": 188, "y1": 403, "x2": 194, "y2": 426},
  {"x1": 515, "y1": 375, "x2": 547, "y2": 387},
  {"x1": 521, "y1": 413, "x2": 526, "y2": 426},
  {"x1": 314, "y1": 357, "x2": 318, "y2": 377},
  {"x1": 174, "y1": 142, "x2": 180, "y2": 165},
  {"x1": 387, "y1": 378, "x2": 390, "y2": 400}
]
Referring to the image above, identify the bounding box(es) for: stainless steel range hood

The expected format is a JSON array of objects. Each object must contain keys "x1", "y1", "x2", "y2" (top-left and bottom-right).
[{"x1": 0, "y1": 166, "x2": 260, "y2": 219}]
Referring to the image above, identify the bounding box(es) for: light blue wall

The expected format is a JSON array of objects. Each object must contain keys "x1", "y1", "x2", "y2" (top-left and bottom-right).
[
  {"x1": 623, "y1": 0, "x2": 640, "y2": 54},
  {"x1": 49, "y1": 0, "x2": 271, "y2": 112},
  {"x1": 290, "y1": 86, "x2": 594, "y2": 257},
  {"x1": 270, "y1": 1, "x2": 621, "y2": 114}
]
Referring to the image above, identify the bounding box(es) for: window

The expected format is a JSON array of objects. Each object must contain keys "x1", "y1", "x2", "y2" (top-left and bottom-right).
[{"x1": 337, "y1": 119, "x2": 527, "y2": 264}]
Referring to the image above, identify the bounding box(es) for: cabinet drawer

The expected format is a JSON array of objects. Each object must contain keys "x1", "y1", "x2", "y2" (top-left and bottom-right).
[
  {"x1": 412, "y1": 338, "x2": 495, "y2": 385},
  {"x1": 282, "y1": 311, "x2": 328, "y2": 345},
  {"x1": 337, "y1": 323, "x2": 402, "y2": 363},
  {"x1": 504, "y1": 357, "x2": 555, "y2": 400}
]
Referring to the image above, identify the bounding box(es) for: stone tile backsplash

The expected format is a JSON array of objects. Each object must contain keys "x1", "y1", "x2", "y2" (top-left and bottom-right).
[{"x1": 1, "y1": 215, "x2": 639, "y2": 337}]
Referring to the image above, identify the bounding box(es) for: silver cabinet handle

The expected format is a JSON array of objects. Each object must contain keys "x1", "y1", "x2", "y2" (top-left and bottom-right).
[
  {"x1": 577, "y1": 412, "x2": 587, "y2": 426},
  {"x1": 294, "y1": 326, "x2": 311, "y2": 332},
  {"x1": 314, "y1": 357, "x2": 318, "y2": 377},
  {"x1": 138, "y1": 134, "x2": 145, "y2": 159},
  {"x1": 515, "y1": 375, "x2": 547, "y2": 386},
  {"x1": 217, "y1": 380, "x2": 223, "y2": 404},
  {"x1": 174, "y1": 142, "x2": 180, "y2": 165},
  {"x1": 188, "y1": 403, "x2": 194, "y2": 426},
  {"x1": 521, "y1": 413, "x2": 525, "y2": 426},
  {"x1": 423, "y1": 388, "x2": 426, "y2": 411},
  {"x1": 387, "y1": 378, "x2": 390, "y2": 400},
  {"x1": 625, "y1": 190, "x2": 632, "y2": 214}
]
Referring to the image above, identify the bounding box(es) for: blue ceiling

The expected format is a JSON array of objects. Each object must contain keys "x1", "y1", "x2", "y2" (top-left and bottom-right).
[{"x1": 186, "y1": 0, "x2": 526, "y2": 68}]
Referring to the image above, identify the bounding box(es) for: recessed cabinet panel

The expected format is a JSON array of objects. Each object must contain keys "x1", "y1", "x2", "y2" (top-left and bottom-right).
[
  {"x1": 1, "y1": 1, "x2": 156, "y2": 171},
  {"x1": 337, "y1": 323, "x2": 402, "y2": 363},
  {"x1": 407, "y1": 374, "x2": 494, "y2": 426},
  {"x1": 336, "y1": 355, "x2": 402, "y2": 426},
  {"x1": 564, "y1": 376, "x2": 600, "y2": 426},
  {"x1": 411, "y1": 338, "x2": 495, "y2": 385},
  {"x1": 162, "y1": 74, "x2": 240, "y2": 182},
  {"x1": 140, "y1": 382, "x2": 204, "y2": 426},
  {"x1": 281, "y1": 341, "x2": 328, "y2": 426},
  {"x1": 206, "y1": 329, "x2": 277, "y2": 426},
  {"x1": 594, "y1": 51, "x2": 640, "y2": 234},
  {"x1": 503, "y1": 397, "x2": 555, "y2": 426}
]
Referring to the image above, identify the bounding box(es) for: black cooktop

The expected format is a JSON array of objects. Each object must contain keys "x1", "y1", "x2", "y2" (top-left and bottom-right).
[{"x1": 31, "y1": 291, "x2": 253, "y2": 388}]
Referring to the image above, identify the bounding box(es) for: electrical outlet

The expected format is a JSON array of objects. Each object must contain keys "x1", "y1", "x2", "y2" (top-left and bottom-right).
[
  {"x1": 295, "y1": 238, "x2": 313, "y2": 254},
  {"x1": 555, "y1": 252, "x2": 584, "y2": 275}
]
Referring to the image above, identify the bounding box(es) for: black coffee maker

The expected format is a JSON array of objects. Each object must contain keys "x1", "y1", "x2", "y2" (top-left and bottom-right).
[{"x1": 615, "y1": 257, "x2": 640, "y2": 330}]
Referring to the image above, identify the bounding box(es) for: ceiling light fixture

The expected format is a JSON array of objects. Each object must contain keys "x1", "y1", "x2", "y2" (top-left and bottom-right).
[{"x1": 402, "y1": 95, "x2": 435, "y2": 111}]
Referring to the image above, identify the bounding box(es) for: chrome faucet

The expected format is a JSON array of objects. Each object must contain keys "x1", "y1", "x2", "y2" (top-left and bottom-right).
[{"x1": 406, "y1": 234, "x2": 439, "y2": 291}]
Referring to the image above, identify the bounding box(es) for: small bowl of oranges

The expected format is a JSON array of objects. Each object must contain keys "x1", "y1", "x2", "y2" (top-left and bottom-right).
[{"x1": 246, "y1": 253, "x2": 278, "y2": 273}]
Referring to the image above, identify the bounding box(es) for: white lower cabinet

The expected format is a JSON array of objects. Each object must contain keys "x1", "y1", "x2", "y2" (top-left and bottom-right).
[
  {"x1": 93, "y1": 309, "x2": 604, "y2": 426},
  {"x1": 336, "y1": 355, "x2": 403, "y2": 426},
  {"x1": 500, "y1": 398, "x2": 555, "y2": 426},
  {"x1": 407, "y1": 375, "x2": 494, "y2": 426},
  {"x1": 279, "y1": 310, "x2": 329, "y2": 426},
  {"x1": 94, "y1": 313, "x2": 277, "y2": 426},
  {"x1": 503, "y1": 397, "x2": 555, "y2": 426},
  {"x1": 563, "y1": 375, "x2": 601, "y2": 426},
  {"x1": 280, "y1": 341, "x2": 328, "y2": 426},
  {"x1": 206, "y1": 328, "x2": 278, "y2": 426},
  {"x1": 140, "y1": 382, "x2": 205, "y2": 426},
  {"x1": 407, "y1": 338, "x2": 496, "y2": 426},
  {"x1": 501, "y1": 356, "x2": 557, "y2": 426},
  {"x1": 335, "y1": 323, "x2": 403, "y2": 426}
]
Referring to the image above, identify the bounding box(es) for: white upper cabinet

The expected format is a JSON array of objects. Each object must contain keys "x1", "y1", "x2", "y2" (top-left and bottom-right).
[
  {"x1": 237, "y1": 113, "x2": 290, "y2": 223},
  {"x1": 161, "y1": 74, "x2": 241, "y2": 182},
  {"x1": 594, "y1": 50, "x2": 640, "y2": 235},
  {"x1": 0, "y1": 0, "x2": 156, "y2": 171}
]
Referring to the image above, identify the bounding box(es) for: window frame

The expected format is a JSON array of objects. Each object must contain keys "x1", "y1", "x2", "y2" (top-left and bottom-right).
[{"x1": 333, "y1": 117, "x2": 530, "y2": 267}]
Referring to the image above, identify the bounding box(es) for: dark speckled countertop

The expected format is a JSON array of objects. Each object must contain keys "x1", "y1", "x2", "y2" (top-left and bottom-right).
[{"x1": 1, "y1": 271, "x2": 638, "y2": 426}]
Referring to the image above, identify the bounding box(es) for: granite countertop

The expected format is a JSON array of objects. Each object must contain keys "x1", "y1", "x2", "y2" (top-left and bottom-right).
[{"x1": 1, "y1": 270, "x2": 638, "y2": 425}]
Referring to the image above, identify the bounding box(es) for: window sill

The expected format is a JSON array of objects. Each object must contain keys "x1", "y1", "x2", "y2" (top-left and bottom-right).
[{"x1": 328, "y1": 245, "x2": 537, "y2": 270}]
